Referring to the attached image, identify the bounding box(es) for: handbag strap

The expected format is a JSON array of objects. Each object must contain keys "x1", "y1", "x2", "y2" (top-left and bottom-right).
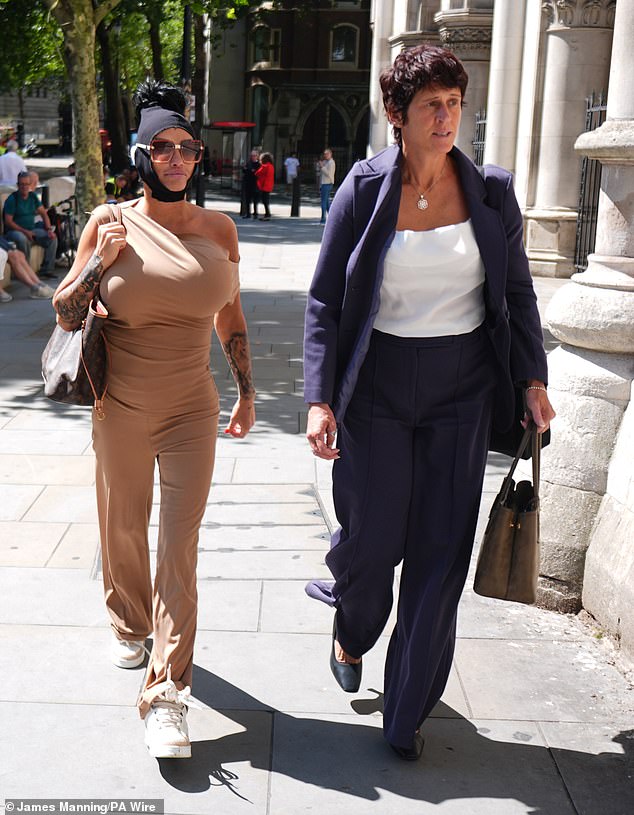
[
  {"x1": 532, "y1": 426, "x2": 541, "y2": 499},
  {"x1": 498, "y1": 422, "x2": 536, "y2": 504}
]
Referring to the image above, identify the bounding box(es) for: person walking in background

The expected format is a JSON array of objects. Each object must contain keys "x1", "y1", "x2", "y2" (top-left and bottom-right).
[
  {"x1": 241, "y1": 149, "x2": 261, "y2": 219},
  {"x1": 304, "y1": 45, "x2": 554, "y2": 761},
  {"x1": 52, "y1": 79, "x2": 255, "y2": 760},
  {"x1": 318, "y1": 148, "x2": 336, "y2": 224},
  {"x1": 284, "y1": 151, "x2": 300, "y2": 190},
  {"x1": 255, "y1": 152, "x2": 275, "y2": 221}
]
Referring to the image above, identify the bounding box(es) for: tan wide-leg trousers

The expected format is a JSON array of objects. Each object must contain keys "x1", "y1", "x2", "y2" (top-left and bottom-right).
[{"x1": 93, "y1": 398, "x2": 218, "y2": 718}]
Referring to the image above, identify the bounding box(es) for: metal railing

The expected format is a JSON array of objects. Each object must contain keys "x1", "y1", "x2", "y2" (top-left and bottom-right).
[
  {"x1": 472, "y1": 109, "x2": 487, "y2": 166},
  {"x1": 574, "y1": 91, "x2": 607, "y2": 272}
]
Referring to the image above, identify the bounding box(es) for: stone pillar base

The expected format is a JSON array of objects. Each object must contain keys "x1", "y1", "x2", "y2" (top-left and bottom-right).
[{"x1": 524, "y1": 208, "x2": 578, "y2": 278}]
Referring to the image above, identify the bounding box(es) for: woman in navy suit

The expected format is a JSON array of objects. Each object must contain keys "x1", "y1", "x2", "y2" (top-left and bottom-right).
[{"x1": 303, "y1": 45, "x2": 555, "y2": 760}]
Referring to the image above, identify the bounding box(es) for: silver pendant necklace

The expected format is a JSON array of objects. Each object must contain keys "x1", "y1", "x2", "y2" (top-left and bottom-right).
[{"x1": 414, "y1": 160, "x2": 447, "y2": 210}]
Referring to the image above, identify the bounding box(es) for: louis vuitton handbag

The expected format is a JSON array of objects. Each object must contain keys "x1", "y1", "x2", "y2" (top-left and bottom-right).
[
  {"x1": 41, "y1": 296, "x2": 109, "y2": 419},
  {"x1": 474, "y1": 423, "x2": 541, "y2": 604},
  {"x1": 41, "y1": 205, "x2": 121, "y2": 420}
]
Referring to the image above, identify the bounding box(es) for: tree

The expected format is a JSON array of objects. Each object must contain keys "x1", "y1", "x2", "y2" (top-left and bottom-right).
[{"x1": 42, "y1": 0, "x2": 123, "y2": 222}]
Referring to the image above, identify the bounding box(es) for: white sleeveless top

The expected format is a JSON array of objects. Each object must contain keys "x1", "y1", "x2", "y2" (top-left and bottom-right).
[{"x1": 374, "y1": 220, "x2": 486, "y2": 337}]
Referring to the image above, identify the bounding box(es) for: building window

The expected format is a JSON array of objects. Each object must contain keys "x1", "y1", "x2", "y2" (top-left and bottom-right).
[
  {"x1": 330, "y1": 24, "x2": 358, "y2": 68},
  {"x1": 252, "y1": 25, "x2": 281, "y2": 68}
]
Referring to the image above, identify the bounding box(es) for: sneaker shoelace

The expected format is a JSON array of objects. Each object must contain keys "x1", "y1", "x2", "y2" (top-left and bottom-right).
[{"x1": 149, "y1": 663, "x2": 203, "y2": 729}]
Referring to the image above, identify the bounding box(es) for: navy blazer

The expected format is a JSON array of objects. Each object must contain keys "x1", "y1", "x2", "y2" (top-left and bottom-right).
[{"x1": 303, "y1": 144, "x2": 548, "y2": 431}]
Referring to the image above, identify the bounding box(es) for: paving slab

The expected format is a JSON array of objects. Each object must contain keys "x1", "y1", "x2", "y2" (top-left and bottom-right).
[
  {"x1": 456, "y1": 588, "x2": 585, "y2": 641},
  {"x1": 0, "y1": 521, "x2": 67, "y2": 566},
  {"x1": 0, "y1": 566, "x2": 104, "y2": 625},
  {"x1": 0, "y1": 452, "x2": 95, "y2": 485},
  {"x1": 147, "y1": 523, "x2": 330, "y2": 552},
  {"x1": 269, "y1": 714, "x2": 579, "y2": 815},
  {"x1": 0, "y1": 701, "x2": 272, "y2": 813},
  {"x1": 3, "y1": 407, "x2": 93, "y2": 430},
  {"x1": 46, "y1": 521, "x2": 100, "y2": 568},
  {"x1": 197, "y1": 579, "x2": 262, "y2": 633},
  {"x1": 454, "y1": 638, "x2": 634, "y2": 723},
  {"x1": 539, "y1": 721, "x2": 634, "y2": 815},
  {"x1": 0, "y1": 624, "x2": 146, "y2": 705},
  {"x1": 259, "y1": 578, "x2": 399, "y2": 638},
  {"x1": 0, "y1": 428, "x2": 91, "y2": 455},
  {"x1": 22, "y1": 484, "x2": 98, "y2": 523},
  {"x1": 0, "y1": 483, "x2": 45, "y2": 520},
  {"x1": 190, "y1": 630, "x2": 469, "y2": 719},
  {"x1": 205, "y1": 483, "x2": 316, "y2": 504},
  {"x1": 201, "y1": 501, "x2": 323, "y2": 527},
  {"x1": 195, "y1": 549, "x2": 329, "y2": 581}
]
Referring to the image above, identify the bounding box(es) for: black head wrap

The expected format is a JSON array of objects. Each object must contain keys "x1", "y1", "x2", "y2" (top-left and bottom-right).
[{"x1": 133, "y1": 105, "x2": 197, "y2": 202}]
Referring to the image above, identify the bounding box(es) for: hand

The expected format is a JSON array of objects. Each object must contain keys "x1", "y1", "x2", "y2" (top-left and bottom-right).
[
  {"x1": 95, "y1": 221, "x2": 127, "y2": 269},
  {"x1": 522, "y1": 382, "x2": 556, "y2": 434},
  {"x1": 25, "y1": 230, "x2": 35, "y2": 241},
  {"x1": 306, "y1": 403, "x2": 340, "y2": 460},
  {"x1": 224, "y1": 397, "x2": 255, "y2": 438}
]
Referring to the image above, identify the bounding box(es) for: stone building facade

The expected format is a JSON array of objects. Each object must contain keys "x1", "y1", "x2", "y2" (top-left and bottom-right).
[{"x1": 205, "y1": 1, "x2": 372, "y2": 184}]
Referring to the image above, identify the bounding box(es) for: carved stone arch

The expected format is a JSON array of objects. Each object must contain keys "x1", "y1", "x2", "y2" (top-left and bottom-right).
[
  {"x1": 352, "y1": 102, "x2": 370, "y2": 136},
  {"x1": 296, "y1": 96, "x2": 354, "y2": 143}
]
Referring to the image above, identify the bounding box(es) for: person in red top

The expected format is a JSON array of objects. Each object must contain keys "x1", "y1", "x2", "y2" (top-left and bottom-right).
[{"x1": 255, "y1": 153, "x2": 274, "y2": 220}]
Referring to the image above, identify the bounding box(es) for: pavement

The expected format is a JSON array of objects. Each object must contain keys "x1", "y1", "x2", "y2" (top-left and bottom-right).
[{"x1": 0, "y1": 189, "x2": 632, "y2": 815}]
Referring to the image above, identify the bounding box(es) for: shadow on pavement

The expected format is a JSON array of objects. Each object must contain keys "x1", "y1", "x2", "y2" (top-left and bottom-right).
[{"x1": 154, "y1": 665, "x2": 634, "y2": 812}]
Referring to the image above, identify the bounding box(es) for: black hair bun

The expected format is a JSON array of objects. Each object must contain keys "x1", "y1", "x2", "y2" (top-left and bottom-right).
[{"x1": 134, "y1": 78, "x2": 187, "y2": 124}]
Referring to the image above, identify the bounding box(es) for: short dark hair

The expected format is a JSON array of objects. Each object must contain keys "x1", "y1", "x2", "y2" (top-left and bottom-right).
[
  {"x1": 17, "y1": 171, "x2": 31, "y2": 183},
  {"x1": 380, "y1": 44, "x2": 468, "y2": 147},
  {"x1": 260, "y1": 152, "x2": 273, "y2": 164}
]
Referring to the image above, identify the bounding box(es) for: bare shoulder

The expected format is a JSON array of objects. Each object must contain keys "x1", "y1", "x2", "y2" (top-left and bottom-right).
[
  {"x1": 192, "y1": 207, "x2": 239, "y2": 260},
  {"x1": 91, "y1": 204, "x2": 114, "y2": 225}
]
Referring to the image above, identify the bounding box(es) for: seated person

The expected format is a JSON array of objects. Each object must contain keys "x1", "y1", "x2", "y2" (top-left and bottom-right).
[
  {"x1": 0, "y1": 236, "x2": 55, "y2": 299},
  {"x1": 2, "y1": 171, "x2": 58, "y2": 279},
  {"x1": 104, "y1": 181, "x2": 118, "y2": 204},
  {"x1": 114, "y1": 173, "x2": 128, "y2": 201}
]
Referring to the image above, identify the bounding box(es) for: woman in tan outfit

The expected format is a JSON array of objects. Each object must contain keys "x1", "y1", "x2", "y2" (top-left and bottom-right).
[{"x1": 52, "y1": 81, "x2": 255, "y2": 759}]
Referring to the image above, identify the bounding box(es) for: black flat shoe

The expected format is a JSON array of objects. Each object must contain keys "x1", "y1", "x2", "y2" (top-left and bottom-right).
[
  {"x1": 330, "y1": 620, "x2": 362, "y2": 693},
  {"x1": 390, "y1": 731, "x2": 425, "y2": 761}
]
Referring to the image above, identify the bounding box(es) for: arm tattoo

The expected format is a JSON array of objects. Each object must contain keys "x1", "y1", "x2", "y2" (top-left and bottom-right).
[
  {"x1": 222, "y1": 331, "x2": 255, "y2": 400},
  {"x1": 55, "y1": 254, "x2": 104, "y2": 326}
]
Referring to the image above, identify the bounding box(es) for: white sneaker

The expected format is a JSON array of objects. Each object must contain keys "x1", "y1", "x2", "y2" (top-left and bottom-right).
[
  {"x1": 30, "y1": 284, "x2": 55, "y2": 299},
  {"x1": 0, "y1": 289, "x2": 12, "y2": 303},
  {"x1": 144, "y1": 666, "x2": 201, "y2": 759},
  {"x1": 111, "y1": 634, "x2": 146, "y2": 669}
]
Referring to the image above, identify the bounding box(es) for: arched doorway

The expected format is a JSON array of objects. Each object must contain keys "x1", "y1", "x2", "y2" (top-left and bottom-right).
[{"x1": 298, "y1": 100, "x2": 349, "y2": 184}]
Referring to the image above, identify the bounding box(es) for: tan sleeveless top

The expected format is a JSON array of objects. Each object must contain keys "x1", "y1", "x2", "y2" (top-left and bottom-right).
[{"x1": 97, "y1": 202, "x2": 239, "y2": 414}]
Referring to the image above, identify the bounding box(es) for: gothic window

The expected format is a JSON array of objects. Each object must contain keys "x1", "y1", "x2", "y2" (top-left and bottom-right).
[
  {"x1": 331, "y1": 24, "x2": 359, "y2": 68},
  {"x1": 252, "y1": 25, "x2": 281, "y2": 68}
]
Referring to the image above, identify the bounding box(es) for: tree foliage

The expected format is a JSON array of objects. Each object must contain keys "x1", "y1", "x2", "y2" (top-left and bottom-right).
[{"x1": 0, "y1": 0, "x2": 65, "y2": 92}]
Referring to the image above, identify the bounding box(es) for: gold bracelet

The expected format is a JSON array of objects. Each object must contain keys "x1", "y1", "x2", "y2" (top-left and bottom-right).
[{"x1": 526, "y1": 385, "x2": 547, "y2": 393}]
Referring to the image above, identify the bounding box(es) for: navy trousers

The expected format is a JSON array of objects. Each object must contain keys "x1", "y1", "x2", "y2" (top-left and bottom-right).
[{"x1": 307, "y1": 326, "x2": 497, "y2": 748}]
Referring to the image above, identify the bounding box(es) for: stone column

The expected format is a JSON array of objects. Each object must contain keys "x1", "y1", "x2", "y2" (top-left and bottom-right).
[
  {"x1": 483, "y1": 0, "x2": 527, "y2": 172},
  {"x1": 433, "y1": 1, "x2": 494, "y2": 160},
  {"x1": 368, "y1": 0, "x2": 399, "y2": 155},
  {"x1": 539, "y1": 0, "x2": 633, "y2": 617},
  {"x1": 523, "y1": 1, "x2": 613, "y2": 277}
]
